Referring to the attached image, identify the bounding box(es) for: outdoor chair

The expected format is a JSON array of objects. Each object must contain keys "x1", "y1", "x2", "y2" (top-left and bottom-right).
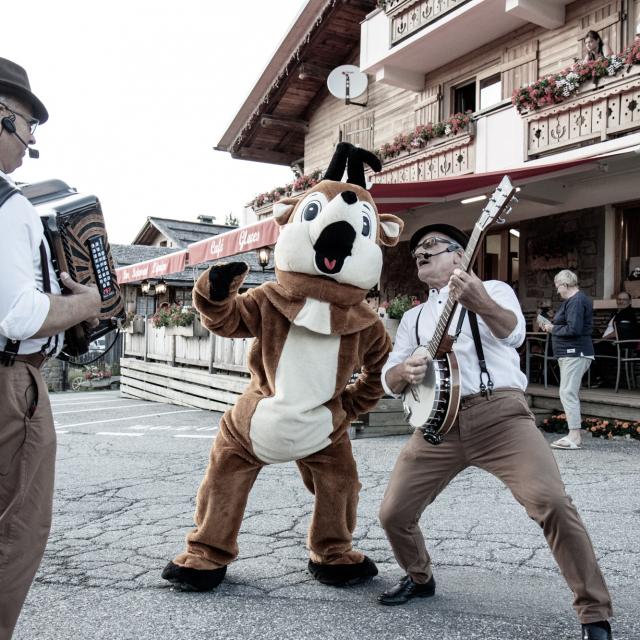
[
  {"x1": 613, "y1": 339, "x2": 640, "y2": 392},
  {"x1": 524, "y1": 332, "x2": 558, "y2": 388}
]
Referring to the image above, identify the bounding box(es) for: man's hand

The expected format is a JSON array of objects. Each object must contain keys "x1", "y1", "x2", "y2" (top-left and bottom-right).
[
  {"x1": 60, "y1": 272, "x2": 101, "y2": 328},
  {"x1": 385, "y1": 348, "x2": 432, "y2": 394},
  {"x1": 448, "y1": 269, "x2": 518, "y2": 340},
  {"x1": 448, "y1": 269, "x2": 488, "y2": 313}
]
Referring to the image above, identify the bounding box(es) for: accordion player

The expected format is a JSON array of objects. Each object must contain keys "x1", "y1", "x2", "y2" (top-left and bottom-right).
[{"x1": 31, "y1": 184, "x2": 125, "y2": 358}]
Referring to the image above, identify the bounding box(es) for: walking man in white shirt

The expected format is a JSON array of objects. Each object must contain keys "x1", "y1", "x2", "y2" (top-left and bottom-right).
[
  {"x1": 376, "y1": 224, "x2": 613, "y2": 640},
  {"x1": 0, "y1": 57, "x2": 101, "y2": 640}
]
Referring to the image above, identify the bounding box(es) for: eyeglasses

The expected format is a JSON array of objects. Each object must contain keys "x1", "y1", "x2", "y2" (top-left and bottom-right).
[
  {"x1": 412, "y1": 236, "x2": 458, "y2": 258},
  {"x1": 0, "y1": 102, "x2": 39, "y2": 135}
]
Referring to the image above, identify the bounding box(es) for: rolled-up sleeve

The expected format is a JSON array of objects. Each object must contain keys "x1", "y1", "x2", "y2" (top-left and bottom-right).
[
  {"x1": 380, "y1": 306, "x2": 421, "y2": 398},
  {"x1": 0, "y1": 198, "x2": 51, "y2": 340},
  {"x1": 484, "y1": 281, "x2": 526, "y2": 348}
]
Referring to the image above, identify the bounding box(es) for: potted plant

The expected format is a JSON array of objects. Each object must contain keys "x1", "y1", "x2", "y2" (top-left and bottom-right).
[
  {"x1": 122, "y1": 311, "x2": 145, "y2": 334},
  {"x1": 379, "y1": 295, "x2": 421, "y2": 340},
  {"x1": 167, "y1": 304, "x2": 196, "y2": 336}
]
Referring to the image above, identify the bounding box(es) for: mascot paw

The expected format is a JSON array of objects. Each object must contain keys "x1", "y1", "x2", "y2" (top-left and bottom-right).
[
  {"x1": 308, "y1": 556, "x2": 378, "y2": 587},
  {"x1": 208, "y1": 262, "x2": 249, "y2": 301},
  {"x1": 161, "y1": 561, "x2": 227, "y2": 592}
]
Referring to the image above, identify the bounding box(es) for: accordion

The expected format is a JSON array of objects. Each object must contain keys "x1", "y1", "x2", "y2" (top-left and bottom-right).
[{"x1": 40, "y1": 194, "x2": 125, "y2": 358}]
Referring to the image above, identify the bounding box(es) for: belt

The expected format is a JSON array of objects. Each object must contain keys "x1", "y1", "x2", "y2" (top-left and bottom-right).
[
  {"x1": 12, "y1": 352, "x2": 49, "y2": 369},
  {"x1": 460, "y1": 387, "x2": 524, "y2": 409}
]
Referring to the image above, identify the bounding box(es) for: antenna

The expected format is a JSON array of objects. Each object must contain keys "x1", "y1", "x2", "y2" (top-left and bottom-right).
[{"x1": 327, "y1": 65, "x2": 368, "y2": 107}]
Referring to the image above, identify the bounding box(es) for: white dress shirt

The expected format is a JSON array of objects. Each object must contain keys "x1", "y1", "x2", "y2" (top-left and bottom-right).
[
  {"x1": 382, "y1": 281, "x2": 527, "y2": 398},
  {"x1": 0, "y1": 170, "x2": 63, "y2": 355}
]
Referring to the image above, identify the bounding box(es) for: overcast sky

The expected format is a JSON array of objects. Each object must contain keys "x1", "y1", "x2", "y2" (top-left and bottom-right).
[{"x1": 4, "y1": 0, "x2": 306, "y2": 243}]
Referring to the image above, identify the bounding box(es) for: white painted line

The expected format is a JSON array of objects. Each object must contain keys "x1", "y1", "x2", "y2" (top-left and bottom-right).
[
  {"x1": 53, "y1": 403, "x2": 145, "y2": 415},
  {"x1": 60, "y1": 409, "x2": 202, "y2": 428},
  {"x1": 97, "y1": 432, "x2": 144, "y2": 437},
  {"x1": 173, "y1": 434, "x2": 214, "y2": 439},
  {"x1": 50, "y1": 398, "x2": 131, "y2": 407}
]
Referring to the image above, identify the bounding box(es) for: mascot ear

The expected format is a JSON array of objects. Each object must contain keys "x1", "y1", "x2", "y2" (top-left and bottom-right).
[
  {"x1": 273, "y1": 198, "x2": 298, "y2": 226},
  {"x1": 378, "y1": 214, "x2": 404, "y2": 247}
]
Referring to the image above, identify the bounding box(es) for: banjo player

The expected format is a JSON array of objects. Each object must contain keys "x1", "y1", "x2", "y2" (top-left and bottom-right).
[{"x1": 376, "y1": 223, "x2": 613, "y2": 640}]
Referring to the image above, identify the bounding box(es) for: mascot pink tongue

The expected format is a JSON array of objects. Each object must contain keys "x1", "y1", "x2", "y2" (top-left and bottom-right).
[{"x1": 162, "y1": 142, "x2": 403, "y2": 592}]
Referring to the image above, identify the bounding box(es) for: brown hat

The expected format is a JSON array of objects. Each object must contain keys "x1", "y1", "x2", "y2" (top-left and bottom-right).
[{"x1": 0, "y1": 57, "x2": 48, "y2": 123}]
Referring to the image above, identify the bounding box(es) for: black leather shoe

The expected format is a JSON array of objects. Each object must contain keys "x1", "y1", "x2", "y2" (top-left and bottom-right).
[
  {"x1": 582, "y1": 621, "x2": 612, "y2": 640},
  {"x1": 377, "y1": 574, "x2": 436, "y2": 606}
]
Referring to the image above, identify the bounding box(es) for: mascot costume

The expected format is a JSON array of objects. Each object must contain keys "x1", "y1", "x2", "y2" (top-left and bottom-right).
[{"x1": 162, "y1": 143, "x2": 403, "y2": 591}]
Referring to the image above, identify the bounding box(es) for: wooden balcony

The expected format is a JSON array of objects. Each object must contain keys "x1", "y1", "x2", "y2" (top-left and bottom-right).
[
  {"x1": 384, "y1": 0, "x2": 473, "y2": 47},
  {"x1": 371, "y1": 125, "x2": 475, "y2": 185},
  {"x1": 525, "y1": 66, "x2": 640, "y2": 160}
]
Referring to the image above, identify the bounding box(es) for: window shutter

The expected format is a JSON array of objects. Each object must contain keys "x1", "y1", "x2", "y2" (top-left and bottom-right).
[
  {"x1": 414, "y1": 83, "x2": 442, "y2": 125},
  {"x1": 339, "y1": 113, "x2": 375, "y2": 150},
  {"x1": 500, "y1": 40, "x2": 539, "y2": 100}
]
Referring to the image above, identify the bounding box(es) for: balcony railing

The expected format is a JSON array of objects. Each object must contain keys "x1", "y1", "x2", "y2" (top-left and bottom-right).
[
  {"x1": 371, "y1": 124, "x2": 475, "y2": 184},
  {"x1": 384, "y1": 0, "x2": 473, "y2": 47},
  {"x1": 525, "y1": 66, "x2": 640, "y2": 160}
]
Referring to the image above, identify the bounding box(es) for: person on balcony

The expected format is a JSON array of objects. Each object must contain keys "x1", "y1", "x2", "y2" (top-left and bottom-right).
[
  {"x1": 377, "y1": 228, "x2": 613, "y2": 640},
  {"x1": 541, "y1": 270, "x2": 594, "y2": 449},
  {"x1": 582, "y1": 30, "x2": 613, "y2": 63}
]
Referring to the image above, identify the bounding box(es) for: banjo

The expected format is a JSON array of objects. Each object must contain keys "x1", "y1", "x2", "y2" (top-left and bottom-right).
[{"x1": 402, "y1": 175, "x2": 517, "y2": 445}]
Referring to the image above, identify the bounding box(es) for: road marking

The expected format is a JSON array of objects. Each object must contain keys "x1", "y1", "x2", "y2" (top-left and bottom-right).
[
  {"x1": 53, "y1": 403, "x2": 145, "y2": 415},
  {"x1": 50, "y1": 398, "x2": 133, "y2": 407},
  {"x1": 173, "y1": 434, "x2": 214, "y2": 439},
  {"x1": 97, "y1": 432, "x2": 144, "y2": 437},
  {"x1": 60, "y1": 409, "x2": 202, "y2": 428}
]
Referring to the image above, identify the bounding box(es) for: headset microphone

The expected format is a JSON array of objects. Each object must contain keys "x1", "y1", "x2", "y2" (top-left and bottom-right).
[
  {"x1": 423, "y1": 243, "x2": 461, "y2": 259},
  {"x1": 1, "y1": 116, "x2": 40, "y2": 159}
]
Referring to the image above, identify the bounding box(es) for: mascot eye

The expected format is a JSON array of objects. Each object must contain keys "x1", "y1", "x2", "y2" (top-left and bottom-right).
[
  {"x1": 362, "y1": 215, "x2": 371, "y2": 237},
  {"x1": 302, "y1": 200, "x2": 321, "y2": 221}
]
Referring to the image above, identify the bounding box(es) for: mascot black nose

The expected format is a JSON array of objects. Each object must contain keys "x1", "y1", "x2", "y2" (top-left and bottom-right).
[{"x1": 341, "y1": 190, "x2": 358, "y2": 205}]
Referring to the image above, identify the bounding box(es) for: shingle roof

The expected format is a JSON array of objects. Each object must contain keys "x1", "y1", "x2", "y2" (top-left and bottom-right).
[{"x1": 133, "y1": 217, "x2": 235, "y2": 247}]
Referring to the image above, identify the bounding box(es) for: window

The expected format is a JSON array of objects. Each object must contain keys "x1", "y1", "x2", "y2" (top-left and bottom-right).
[
  {"x1": 453, "y1": 80, "x2": 476, "y2": 114},
  {"x1": 136, "y1": 295, "x2": 156, "y2": 317},
  {"x1": 479, "y1": 74, "x2": 502, "y2": 111}
]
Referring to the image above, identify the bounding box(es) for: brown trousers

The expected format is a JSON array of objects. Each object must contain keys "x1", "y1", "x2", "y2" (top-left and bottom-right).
[
  {"x1": 0, "y1": 362, "x2": 56, "y2": 640},
  {"x1": 174, "y1": 421, "x2": 363, "y2": 570},
  {"x1": 379, "y1": 389, "x2": 612, "y2": 624}
]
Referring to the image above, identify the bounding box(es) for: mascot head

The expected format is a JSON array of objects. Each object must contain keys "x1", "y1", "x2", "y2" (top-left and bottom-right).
[{"x1": 272, "y1": 142, "x2": 403, "y2": 291}]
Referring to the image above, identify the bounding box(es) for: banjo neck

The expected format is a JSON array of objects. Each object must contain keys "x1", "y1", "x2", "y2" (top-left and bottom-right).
[
  {"x1": 427, "y1": 177, "x2": 517, "y2": 359},
  {"x1": 428, "y1": 225, "x2": 484, "y2": 359}
]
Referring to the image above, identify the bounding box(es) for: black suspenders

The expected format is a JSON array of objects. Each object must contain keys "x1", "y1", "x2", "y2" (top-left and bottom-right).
[
  {"x1": 415, "y1": 303, "x2": 494, "y2": 398},
  {"x1": 0, "y1": 177, "x2": 57, "y2": 366}
]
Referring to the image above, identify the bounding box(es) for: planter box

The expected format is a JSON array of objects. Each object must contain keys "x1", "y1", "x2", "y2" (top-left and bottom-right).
[
  {"x1": 166, "y1": 325, "x2": 195, "y2": 337},
  {"x1": 194, "y1": 316, "x2": 210, "y2": 338},
  {"x1": 124, "y1": 317, "x2": 145, "y2": 334}
]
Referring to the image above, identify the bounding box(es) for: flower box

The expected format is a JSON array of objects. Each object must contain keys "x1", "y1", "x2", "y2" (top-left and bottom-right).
[
  {"x1": 124, "y1": 317, "x2": 145, "y2": 335},
  {"x1": 194, "y1": 316, "x2": 209, "y2": 337},
  {"x1": 166, "y1": 324, "x2": 195, "y2": 337}
]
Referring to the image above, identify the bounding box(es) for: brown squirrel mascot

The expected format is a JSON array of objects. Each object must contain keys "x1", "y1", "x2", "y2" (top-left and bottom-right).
[{"x1": 162, "y1": 142, "x2": 403, "y2": 591}]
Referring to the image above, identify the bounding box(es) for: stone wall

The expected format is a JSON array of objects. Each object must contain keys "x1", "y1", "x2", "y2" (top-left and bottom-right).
[
  {"x1": 42, "y1": 358, "x2": 65, "y2": 392},
  {"x1": 519, "y1": 207, "x2": 605, "y2": 312}
]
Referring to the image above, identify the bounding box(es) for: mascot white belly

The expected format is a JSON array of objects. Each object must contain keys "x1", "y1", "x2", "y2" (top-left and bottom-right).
[{"x1": 250, "y1": 301, "x2": 340, "y2": 463}]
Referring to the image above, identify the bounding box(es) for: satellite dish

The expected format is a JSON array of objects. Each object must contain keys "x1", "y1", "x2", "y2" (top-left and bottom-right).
[{"x1": 327, "y1": 65, "x2": 368, "y2": 106}]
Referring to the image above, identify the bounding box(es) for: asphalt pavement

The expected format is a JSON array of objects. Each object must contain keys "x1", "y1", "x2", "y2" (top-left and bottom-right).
[{"x1": 13, "y1": 390, "x2": 640, "y2": 640}]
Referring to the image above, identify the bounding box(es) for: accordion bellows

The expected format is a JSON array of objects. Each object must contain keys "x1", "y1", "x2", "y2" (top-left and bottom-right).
[{"x1": 41, "y1": 195, "x2": 125, "y2": 357}]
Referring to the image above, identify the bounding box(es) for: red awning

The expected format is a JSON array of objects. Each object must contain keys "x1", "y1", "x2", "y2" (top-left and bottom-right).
[
  {"x1": 116, "y1": 250, "x2": 188, "y2": 284},
  {"x1": 370, "y1": 157, "x2": 598, "y2": 213},
  {"x1": 187, "y1": 217, "x2": 280, "y2": 265}
]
